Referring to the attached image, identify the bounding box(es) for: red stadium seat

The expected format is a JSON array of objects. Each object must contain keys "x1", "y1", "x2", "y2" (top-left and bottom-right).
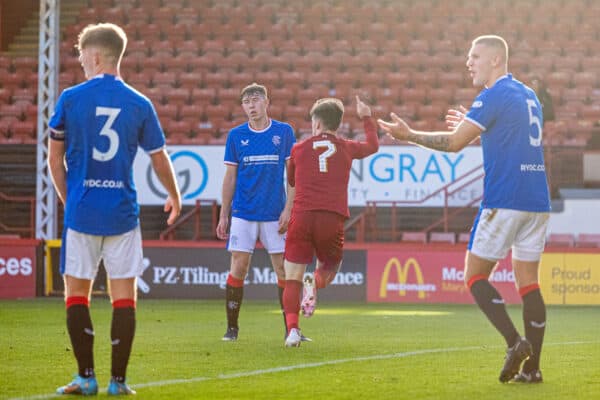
[
  {"x1": 142, "y1": 87, "x2": 164, "y2": 107},
  {"x1": 546, "y1": 233, "x2": 575, "y2": 248},
  {"x1": 203, "y1": 71, "x2": 230, "y2": 88},
  {"x1": 177, "y1": 40, "x2": 200, "y2": 58},
  {"x1": 401, "y1": 231, "x2": 427, "y2": 243},
  {"x1": 228, "y1": 71, "x2": 255, "y2": 89},
  {"x1": 228, "y1": 39, "x2": 251, "y2": 56},
  {"x1": 11, "y1": 120, "x2": 36, "y2": 142},
  {"x1": 572, "y1": 72, "x2": 598, "y2": 88},
  {"x1": 11, "y1": 88, "x2": 36, "y2": 107},
  {"x1": 417, "y1": 104, "x2": 444, "y2": 121},
  {"x1": 152, "y1": 71, "x2": 178, "y2": 89},
  {"x1": 0, "y1": 118, "x2": 14, "y2": 137},
  {"x1": 296, "y1": 86, "x2": 328, "y2": 105},
  {"x1": 280, "y1": 71, "x2": 306, "y2": 87},
  {"x1": 438, "y1": 71, "x2": 465, "y2": 88},
  {"x1": 576, "y1": 234, "x2": 600, "y2": 248},
  {"x1": 429, "y1": 232, "x2": 456, "y2": 244},
  {"x1": 454, "y1": 88, "x2": 478, "y2": 106},
  {"x1": 412, "y1": 71, "x2": 439, "y2": 88},
  {"x1": 190, "y1": 87, "x2": 217, "y2": 104},
  {"x1": 285, "y1": 104, "x2": 309, "y2": 121},
  {"x1": 270, "y1": 87, "x2": 296, "y2": 105},
  {"x1": 163, "y1": 24, "x2": 188, "y2": 43},
  {"x1": 579, "y1": 104, "x2": 600, "y2": 120},
  {"x1": 151, "y1": 7, "x2": 176, "y2": 25},
  {"x1": 102, "y1": 7, "x2": 127, "y2": 24},
  {"x1": 204, "y1": 104, "x2": 233, "y2": 122},
  {"x1": 12, "y1": 57, "x2": 37, "y2": 73},
  {"x1": 201, "y1": 40, "x2": 226, "y2": 56},
  {"x1": 400, "y1": 88, "x2": 426, "y2": 104},
  {"x1": 384, "y1": 71, "x2": 413, "y2": 87},
  {"x1": 375, "y1": 87, "x2": 400, "y2": 106},
  {"x1": 0, "y1": 88, "x2": 12, "y2": 104},
  {"x1": 179, "y1": 104, "x2": 204, "y2": 122},
  {"x1": 216, "y1": 88, "x2": 239, "y2": 103},
  {"x1": 458, "y1": 232, "x2": 471, "y2": 243},
  {"x1": 0, "y1": 104, "x2": 24, "y2": 120},
  {"x1": 177, "y1": 72, "x2": 203, "y2": 89},
  {"x1": 2, "y1": 71, "x2": 27, "y2": 90},
  {"x1": 427, "y1": 88, "x2": 454, "y2": 106},
  {"x1": 168, "y1": 120, "x2": 193, "y2": 136},
  {"x1": 155, "y1": 104, "x2": 179, "y2": 121},
  {"x1": 267, "y1": 104, "x2": 285, "y2": 121},
  {"x1": 167, "y1": 87, "x2": 191, "y2": 107},
  {"x1": 0, "y1": 55, "x2": 12, "y2": 71}
]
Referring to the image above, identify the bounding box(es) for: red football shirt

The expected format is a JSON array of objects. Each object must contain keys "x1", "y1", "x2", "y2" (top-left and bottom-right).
[{"x1": 288, "y1": 117, "x2": 379, "y2": 218}]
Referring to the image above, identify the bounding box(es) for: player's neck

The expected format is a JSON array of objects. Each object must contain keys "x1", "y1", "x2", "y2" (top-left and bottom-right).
[
  {"x1": 316, "y1": 130, "x2": 336, "y2": 136},
  {"x1": 102, "y1": 68, "x2": 120, "y2": 77},
  {"x1": 486, "y1": 70, "x2": 507, "y2": 88},
  {"x1": 249, "y1": 116, "x2": 270, "y2": 131}
]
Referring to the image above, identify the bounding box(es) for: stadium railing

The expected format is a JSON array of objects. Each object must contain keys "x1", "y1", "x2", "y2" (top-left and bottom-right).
[
  {"x1": 360, "y1": 163, "x2": 484, "y2": 242},
  {"x1": 159, "y1": 199, "x2": 218, "y2": 240}
]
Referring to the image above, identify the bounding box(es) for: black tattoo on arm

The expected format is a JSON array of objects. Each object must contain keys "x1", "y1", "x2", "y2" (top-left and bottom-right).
[{"x1": 408, "y1": 132, "x2": 451, "y2": 151}]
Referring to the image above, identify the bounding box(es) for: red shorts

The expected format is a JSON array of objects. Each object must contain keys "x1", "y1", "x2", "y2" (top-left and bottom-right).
[{"x1": 284, "y1": 210, "x2": 345, "y2": 266}]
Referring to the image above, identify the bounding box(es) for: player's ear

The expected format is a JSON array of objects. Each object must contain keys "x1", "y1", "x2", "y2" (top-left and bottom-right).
[{"x1": 93, "y1": 50, "x2": 102, "y2": 66}]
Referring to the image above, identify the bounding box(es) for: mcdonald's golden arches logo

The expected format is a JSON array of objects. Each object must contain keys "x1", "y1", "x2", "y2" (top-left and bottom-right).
[{"x1": 379, "y1": 257, "x2": 437, "y2": 299}]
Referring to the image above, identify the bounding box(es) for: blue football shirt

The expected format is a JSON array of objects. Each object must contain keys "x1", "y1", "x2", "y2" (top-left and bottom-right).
[
  {"x1": 224, "y1": 119, "x2": 295, "y2": 221},
  {"x1": 465, "y1": 74, "x2": 550, "y2": 212},
  {"x1": 49, "y1": 74, "x2": 165, "y2": 235}
]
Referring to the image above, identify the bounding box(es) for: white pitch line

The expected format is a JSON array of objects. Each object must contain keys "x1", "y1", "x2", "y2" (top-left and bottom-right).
[{"x1": 7, "y1": 340, "x2": 598, "y2": 400}]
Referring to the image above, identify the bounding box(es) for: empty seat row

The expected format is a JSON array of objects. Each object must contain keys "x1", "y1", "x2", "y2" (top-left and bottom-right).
[{"x1": 546, "y1": 233, "x2": 600, "y2": 248}]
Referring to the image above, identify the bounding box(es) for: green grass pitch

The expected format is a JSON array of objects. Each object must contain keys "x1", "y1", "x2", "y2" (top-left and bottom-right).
[{"x1": 1, "y1": 298, "x2": 599, "y2": 399}]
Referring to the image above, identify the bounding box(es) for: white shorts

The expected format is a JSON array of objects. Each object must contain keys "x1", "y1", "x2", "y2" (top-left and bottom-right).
[
  {"x1": 63, "y1": 226, "x2": 144, "y2": 280},
  {"x1": 469, "y1": 208, "x2": 550, "y2": 262},
  {"x1": 227, "y1": 217, "x2": 285, "y2": 254}
]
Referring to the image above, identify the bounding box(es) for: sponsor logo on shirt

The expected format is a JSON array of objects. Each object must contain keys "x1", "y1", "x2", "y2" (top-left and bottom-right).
[
  {"x1": 83, "y1": 179, "x2": 124, "y2": 189},
  {"x1": 520, "y1": 163, "x2": 545, "y2": 172},
  {"x1": 242, "y1": 155, "x2": 279, "y2": 165}
]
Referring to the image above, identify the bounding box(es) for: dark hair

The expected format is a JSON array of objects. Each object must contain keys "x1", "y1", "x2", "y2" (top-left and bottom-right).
[
  {"x1": 240, "y1": 82, "x2": 268, "y2": 102},
  {"x1": 77, "y1": 23, "x2": 127, "y2": 63},
  {"x1": 310, "y1": 98, "x2": 344, "y2": 131}
]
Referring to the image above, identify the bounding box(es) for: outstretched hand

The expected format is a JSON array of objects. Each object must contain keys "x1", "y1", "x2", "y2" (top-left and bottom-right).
[
  {"x1": 445, "y1": 105, "x2": 468, "y2": 130},
  {"x1": 377, "y1": 113, "x2": 411, "y2": 141},
  {"x1": 356, "y1": 95, "x2": 372, "y2": 118}
]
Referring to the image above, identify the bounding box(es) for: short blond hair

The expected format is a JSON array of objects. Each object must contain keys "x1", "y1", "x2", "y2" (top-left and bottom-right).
[
  {"x1": 77, "y1": 23, "x2": 127, "y2": 64},
  {"x1": 472, "y1": 35, "x2": 509, "y2": 63}
]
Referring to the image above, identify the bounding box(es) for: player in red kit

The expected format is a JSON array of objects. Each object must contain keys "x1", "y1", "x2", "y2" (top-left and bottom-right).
[{"x1": 283, "y1": 96, "x2": 379, "y2": 347}]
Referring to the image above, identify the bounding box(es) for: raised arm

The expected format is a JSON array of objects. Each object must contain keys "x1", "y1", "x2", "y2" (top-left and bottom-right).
[{"x1": 355, "y1": 95, "x2": 379, "y2": 156}]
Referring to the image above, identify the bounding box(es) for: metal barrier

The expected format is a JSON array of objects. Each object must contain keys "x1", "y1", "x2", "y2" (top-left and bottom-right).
[{"x1": 159, "y1": 199, "x2": 218, "y2": 240}]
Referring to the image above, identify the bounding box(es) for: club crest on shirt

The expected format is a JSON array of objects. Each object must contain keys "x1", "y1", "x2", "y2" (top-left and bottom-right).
[
  {"x1": 472, "y1": 100, "x2": 483, "y2": 108},
  {"x1": 272, "y1": 135, "x2": 281, "y2": 146},
  {"x1": 241, "y1": 139, "x2": 249, "y2": 146}
]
